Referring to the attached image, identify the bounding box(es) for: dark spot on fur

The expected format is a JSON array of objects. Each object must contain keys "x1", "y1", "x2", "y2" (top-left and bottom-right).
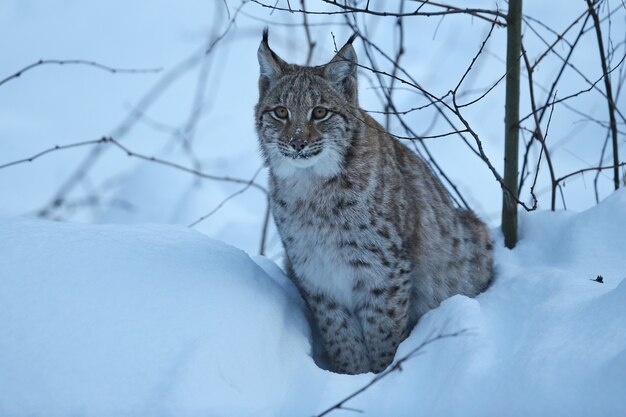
[
  {"x1": 371, "y1": 288, "x2": 384, "y2": 297},
  {"x1": 453, "y1": 238, "x2": 460, "y2": 248},
  {"x1": 339, "y1": 240, "x2": 358, "y2": 248},
  {"x1": 366, "y1": 245, "x2": 381, "y2": 254},
  {"x1": 349, "y1": 259, "x2": 371, "y2": 268},
  {"x1": 486, "y1": 241, "x2": 494, "y2": 250},
  {"x1": 388, "y1": 285, "x2": 401, "y2": 297},
  {"x1": 388, "y1": 243, "x2": 401, "y2": 256}
]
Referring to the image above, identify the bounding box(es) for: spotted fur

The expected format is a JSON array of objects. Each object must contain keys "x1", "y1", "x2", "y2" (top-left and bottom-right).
[{"x1": 254, "y1": 32, "x2": 494, "y2": 374}]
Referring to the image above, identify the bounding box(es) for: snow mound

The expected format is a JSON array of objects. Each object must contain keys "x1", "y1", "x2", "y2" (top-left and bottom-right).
[
  {"x1": 0, "y1": 220, "x2": 314, "y2": 416},
  {"x1": 1, "y1": 189, "x2": 625, "y2": 416}
]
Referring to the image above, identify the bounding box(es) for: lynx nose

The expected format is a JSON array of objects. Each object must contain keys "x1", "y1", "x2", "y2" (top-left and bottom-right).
[{"x1": 290, "y1": 138, "x2": 307, "y2": 152}]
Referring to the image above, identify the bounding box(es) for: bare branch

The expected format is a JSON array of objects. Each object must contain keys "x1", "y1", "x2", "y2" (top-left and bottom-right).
[
  {"x1": 250, "y1": 0, "x2": 506, "y2": 26},
  {"x1": 556, "y1": 161, "x2": 626, "y2": 184},
  {"x1": 259, "y1": 195, "x2": 272, "y2": 256},
  {"x1": 0, "y1": 138, "x2": 104, "y2": 170},
  {"x1": 587, "y1": 0, "x2": 621, "y2": 190},
  {"x1": 0, "y1": 59, "x2": 162, "y2": 87},
  {"x1": 315, "y1": 329, "x2": 470, "y2": 417},
  {"x1": 188, "y1": 166, "x2": 265, "y2": 228},
  {"x1": 300, "y1": 0, "x2": 317, "y2": 66},
  {"x1": 0, "y1": 137, "x2": 267, "y2": 193},
  {"x1": 520, "y1": 46, "x2": 557, "y2": 210}
]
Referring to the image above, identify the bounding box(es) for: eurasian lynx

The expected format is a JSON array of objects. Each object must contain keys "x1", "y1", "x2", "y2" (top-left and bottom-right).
[{"x1": 255, "y1": 31, "x2": 493, "y2": 374}]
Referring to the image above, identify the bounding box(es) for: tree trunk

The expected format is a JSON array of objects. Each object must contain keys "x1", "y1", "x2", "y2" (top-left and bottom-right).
[{"x1": 502, "y1": 0, "x2": 522, "y2": 249}]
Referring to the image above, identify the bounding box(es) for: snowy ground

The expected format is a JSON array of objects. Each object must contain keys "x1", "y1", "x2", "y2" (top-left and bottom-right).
[
  {"x1": 2, "y1": 190, "x2": 625, "y2": 417},
  {"x1": 2, "y1": 1, "x2": 626, "y2": 416}
]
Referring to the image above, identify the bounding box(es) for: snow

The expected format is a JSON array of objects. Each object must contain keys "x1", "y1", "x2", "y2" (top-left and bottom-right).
[
  {"x1": 1, "y1": 0, "x2": 626, "y2": 415},
  {"x1": 1, "y1": 190, "x2": 625, "y2": 416}
]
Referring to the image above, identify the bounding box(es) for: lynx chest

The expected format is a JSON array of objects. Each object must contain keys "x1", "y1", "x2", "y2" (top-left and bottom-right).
[{"x1": 271, "y1": 182, "x2": 396, "y2": 307}]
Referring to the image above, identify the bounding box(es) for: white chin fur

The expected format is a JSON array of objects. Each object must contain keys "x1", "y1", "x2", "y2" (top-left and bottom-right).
[
  {"x1": 285, "y1": 154, "x2": 322, "y2": 168},
  {"x1": 272, "y1": 149, "x2": 342, "y2": 179}
]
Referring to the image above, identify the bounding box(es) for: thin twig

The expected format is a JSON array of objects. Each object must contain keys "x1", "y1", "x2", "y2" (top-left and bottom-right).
[
  {"x1": 300, "y1": 0, "x2": 317, "y2": 66},
  {"x1": 315, "y1": 329, "x2": 469, "y2": 417},
  {"x1": 250, "y1": 0, "x2": 506, "y2": 26},
  {"x1": 0, "y1": 137, "x2": 267, "y2": 193},
  {"x1": 259, "y1": 194, "x2": 272, "y2": 256},
  {"x1": 188, "y1": 166, "x2": 265, "y2": 228},
  {"x1": 0, "y1": 59, "x2": 162, "y2": 87},
  {"x1": 520, "y1": 46, "x2": 557, "y2": 210},
  {"x1": 587, "y1": 0, "x2": 621, "y2": 189}
]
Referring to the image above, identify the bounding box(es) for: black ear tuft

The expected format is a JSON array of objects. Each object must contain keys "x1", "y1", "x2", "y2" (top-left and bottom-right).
[
  {"x1": 346, "y1": 32, "x2": 358, "y2": 45},
  {"x1": 262, "y1": 27, "x2": 269, "y2": 44},
  {"x1": 257, "y1": 30, "x2": 287, "y2": 98}
]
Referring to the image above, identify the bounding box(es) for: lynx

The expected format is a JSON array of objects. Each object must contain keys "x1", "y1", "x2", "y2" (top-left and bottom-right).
[{"x1": 254, "y1": 31, "x2": 493, "y2": 374}]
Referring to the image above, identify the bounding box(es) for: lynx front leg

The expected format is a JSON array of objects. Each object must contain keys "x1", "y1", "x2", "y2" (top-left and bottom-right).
[
  {"x1": 354, "y1": 270, "x2": 412, "y2": 373},
  {"x1": 307, "y1": 293, "x2": 371, "y2": 374}
]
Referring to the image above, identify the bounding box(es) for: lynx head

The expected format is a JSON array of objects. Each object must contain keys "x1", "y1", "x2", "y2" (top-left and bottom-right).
[{"x1": 255, "y1": 30, "x2": 359, "y2": 179}]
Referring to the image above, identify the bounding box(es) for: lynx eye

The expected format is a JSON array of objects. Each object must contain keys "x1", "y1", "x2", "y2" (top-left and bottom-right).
[
  {"x1": 273, "y1": 106, "x2": 289, "y2": 120},
  {"x1": 312, "y1": 107, "x2": 329, "y2": 120}
]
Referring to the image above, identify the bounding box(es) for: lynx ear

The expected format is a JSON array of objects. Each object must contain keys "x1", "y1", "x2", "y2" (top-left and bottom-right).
[
  {"x1": 324, "y1": 34, "x2": 358, "y2": 103},
  {"x1": 258, "y1": 29, "x2": 287, "y2": 98}
]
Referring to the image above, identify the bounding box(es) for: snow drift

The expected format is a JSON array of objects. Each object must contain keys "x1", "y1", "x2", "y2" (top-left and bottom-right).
[{"x1": 1, "y1": 190, "x2": 625, "y2": 416}]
